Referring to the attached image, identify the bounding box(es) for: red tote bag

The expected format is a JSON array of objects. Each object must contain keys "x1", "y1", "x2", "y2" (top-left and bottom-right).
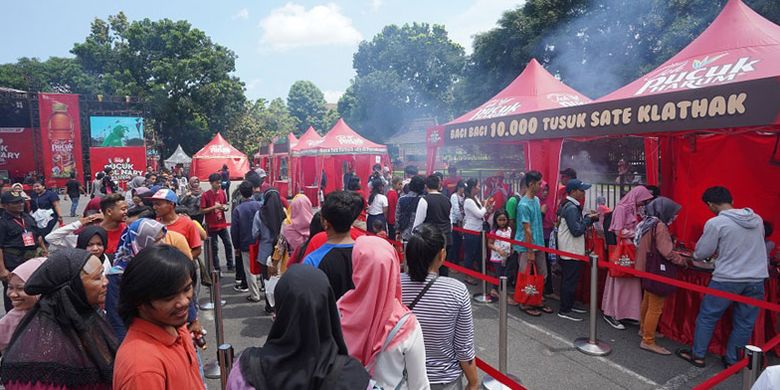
[
  {"x1": 248, "y1": 242, "x2": 262, "y2": 275},
  {"x1": 608, "y1": 238, "x2": 636, "y2": 278},
  {"x1": 514, "y1": 261, "x2": 544, "y2": 307}
]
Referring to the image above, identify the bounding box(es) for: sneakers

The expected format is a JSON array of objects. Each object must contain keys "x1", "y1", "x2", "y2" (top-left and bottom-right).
[
  {"x1": 233, "y1": 285, "x2": 249, "y2": 293},
  {"x1": 571, "y1": 305, "x2": 587, "y2": 314},
  {"x1": 603, "y1": 314, "x2": 626, "y2": 330},
  {"x1": 557, "y1": 312, "x2": 584, "y2": 322}
]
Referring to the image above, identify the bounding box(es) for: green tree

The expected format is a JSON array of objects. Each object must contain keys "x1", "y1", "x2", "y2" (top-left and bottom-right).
[
  {"x1": 339, "y1": 23, "x2": 465, "y2": 141},
  {"x1": 224, "y1": 98, "x2": 298, "y2": 155},
  {"x1": 287, "y1": 80, "x2": 327, "y2": 133}
]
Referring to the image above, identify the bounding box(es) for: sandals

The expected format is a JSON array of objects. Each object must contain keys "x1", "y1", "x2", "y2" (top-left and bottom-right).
[
  {"x1": 521, "y1": 306, "x2": 542, "y2": 316},
  {"x1": 640, "y1": 342, "x2": 671, "y2": 356},
  {"x1": 675, "y1": 348, "x2": 705, "y2": 368}
]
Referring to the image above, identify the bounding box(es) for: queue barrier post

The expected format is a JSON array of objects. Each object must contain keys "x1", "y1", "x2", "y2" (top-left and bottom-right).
[
  {"x1": 218, "y1": 343, "x2": 235, "y2": 390},
  {"x1": 574, "y1": 253, "x2": 612, "y2": 356},
  {"x1": 482, "y1": 276, "x2": 524, "y2": 389},
  {"x1": 474, "y1": 231, "x2": 497, "y2": 304},
  {"x1": 204, "y1": 239, "x2": 228, "y2": 379},
  {"x1": 741, "y1": 345, "x2": 764, "y2": 390},
  {"x1": 200, "y1": 237, "x2": 226, "y2": 311}
]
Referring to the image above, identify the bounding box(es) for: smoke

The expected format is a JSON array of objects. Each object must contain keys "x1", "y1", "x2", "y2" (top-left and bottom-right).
[
  {"x1": 538, "y1": 0, "x2": 667, "y2": 99},
  {"x1": 559, "y1": 149, "x2": 612, "y2": 183}
]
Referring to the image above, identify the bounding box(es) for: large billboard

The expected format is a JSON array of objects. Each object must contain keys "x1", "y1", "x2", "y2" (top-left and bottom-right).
[
  {"x1": 0, "y1": 128, "x2": 36, "y2": 180},
  {"x1": 90, "y1": 116, "x2": 144, "y2": 147},
  {"x1": 89, "y1": 146, "x2": 147, "y2": 190},
  {"x1": 38, "y1": 93, "x2": 83, "y2": 186}
]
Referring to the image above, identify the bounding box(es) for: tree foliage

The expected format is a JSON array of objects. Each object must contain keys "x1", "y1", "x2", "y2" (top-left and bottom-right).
[
  {"x1": 339, "y1": 23, "x2": 465, "y2": 142},
  {"x1": 458, "y1": 0, "x2": 780, "y2": 111},
  {"x1": 224, "y1": 98, "x2": 298, "y2": 155},
  {"x1": 287, "y1": 80, "x2": 328, "y2": 133}
]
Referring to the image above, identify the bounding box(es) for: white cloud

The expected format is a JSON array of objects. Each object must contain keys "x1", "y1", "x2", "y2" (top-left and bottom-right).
[
  {"x1": 370, "y1": 0, "x2": 383, "y2": 12},
  {"x1": 246, "y1": 78, "x2": 263, "y2": 91},
  {"x1": 323, "y1": 90, "x2": 344, "y2": 104},
  {"x1": 447, "y1": 0, "x2": 525, "y2": 53},
  {"x1": 233, "y1": 8, "x2": 250, "y2": 20},
  {"x1": 259, "y1": 3, "x2": 363, "y2": 50}
]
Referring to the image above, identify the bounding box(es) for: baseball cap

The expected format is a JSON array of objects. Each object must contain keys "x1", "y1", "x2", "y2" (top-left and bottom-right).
[
  {"x1": 565, "y1": 179, "x2": 592, "y2": 193},
  {"x1": 255, "y1": 168, "x2": 267, "y2": 179},
  {"x1": 559, "y1": 168, "x2": 577, "y2": 179},
  {"x1": 151, "y1": 188, "x2": 178, "y2": 204},
  {"x1": 1, "y1": 191, "x2": 24, "y2": 204}
]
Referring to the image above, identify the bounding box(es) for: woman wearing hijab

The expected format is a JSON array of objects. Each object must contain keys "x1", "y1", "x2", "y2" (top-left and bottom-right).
[
  {"x1": 125, "y1": 176, "x2": 147, "y2": 205},
  {"x1": 77, "y1": 225, "x2": 113, "y2": 274},
  {"x1": 0, "y1": 258, "x2": 46, "y2": 352},
  {"x1": 180, "y1": 177, "x2": 204, "y2": 225},
  {"x1": 227, "y1": 265, "x2": 370, "y2": 390},
  {"x1": 0, "y1": 248, "x2": 117, "y2": 389},
  {"x1": 252, "y1": 189, "x2": 286, "y2": 312},
  {"x1": 282, "y1": 194, "x2": 314, "y2": 250},
  {"x1": 634, "y1": 197, "x2": 688, "y2": 355},
  {"x1": 290, "y1": 211, "x2": 325, "y2": 265},
  {"x1": 338, "y1": 236, "x2": 429, "y2": 389},
  {"x1": 601, "y1": 186, "x2": 654, "y2": 330}
]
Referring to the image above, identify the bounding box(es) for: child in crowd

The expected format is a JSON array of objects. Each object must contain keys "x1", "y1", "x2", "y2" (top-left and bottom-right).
[
  {"x1": 488, "y1": 209, "x2": 512, "y2": 298},
  {"x1": 373, "y1": 218, "x2": 388, "y2": 239}
]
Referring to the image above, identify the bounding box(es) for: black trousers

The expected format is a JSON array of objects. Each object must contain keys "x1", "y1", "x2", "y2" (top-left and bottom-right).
[
  {"x1": 234, "y1": 251, "x2": 246, "y2": 285},
  {"x1": 559, "y1": 259, "x2": 584, "y2": 313},
  {"x1": 208, "y1": 228, "x2": 234, "y2": 271}
]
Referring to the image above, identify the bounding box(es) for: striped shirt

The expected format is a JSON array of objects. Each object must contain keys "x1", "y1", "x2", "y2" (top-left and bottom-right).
[{"x1": 400, "y1": 272, "x2": 475, "y2": 384}]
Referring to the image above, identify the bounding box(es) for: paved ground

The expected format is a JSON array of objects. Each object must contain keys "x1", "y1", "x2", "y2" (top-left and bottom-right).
[{"x1": 53, "y1": 192, "x2": 776, "y2": 389}]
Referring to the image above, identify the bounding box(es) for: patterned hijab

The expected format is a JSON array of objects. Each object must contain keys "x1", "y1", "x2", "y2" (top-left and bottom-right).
[{"x1": 110, "y1": 218, "x2": 166, "y2": 274}]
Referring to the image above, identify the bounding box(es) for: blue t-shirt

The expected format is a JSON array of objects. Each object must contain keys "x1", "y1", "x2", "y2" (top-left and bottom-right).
[
  {"x1": 513, "y1": 195, "x2": 544, "y2": 252},
  {"x1": 31, "y1": 190, "x2": 60, "y2": 216},
  {"x1": 303, "y1": 243, "x2": 354, "y2": 268}
]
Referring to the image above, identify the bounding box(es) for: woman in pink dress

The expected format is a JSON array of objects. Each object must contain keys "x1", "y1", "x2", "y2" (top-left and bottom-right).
[{"x1": 602, "y1": 186, "x2": 654, "y2": 330}]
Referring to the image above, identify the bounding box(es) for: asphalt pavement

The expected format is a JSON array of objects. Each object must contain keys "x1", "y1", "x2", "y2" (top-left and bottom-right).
[{"x1": 51, "y1": 192, "x2": 776, "y2": 389}]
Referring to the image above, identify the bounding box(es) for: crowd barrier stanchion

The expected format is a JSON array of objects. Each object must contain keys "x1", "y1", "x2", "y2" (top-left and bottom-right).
[
  {"x1": 573, "y1": 253, "x2": 612, "y2": 356},
  {"x1": 204, "y1": 242, "x2": 228, "y2": 379},
  {"x1": 218, "y1": 343, "x2": 235, "y2": 390},
  {"x1": 741, "y1": 345, "x2": 764, "y2": 390},
  {"x1": 200, "y1": 237, "x2": 226, "y2": 311},
  {"x1": 482, "y1": 276, "x2": 523, "y2": 390},
  {"x1": 474, "y1": 231, "x2": 497, "y2": 303}
]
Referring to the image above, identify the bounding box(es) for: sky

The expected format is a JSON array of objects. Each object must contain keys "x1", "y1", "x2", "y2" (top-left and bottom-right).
[{"x1": 0, "y1": 0, "x2": 525, "y2": 104}]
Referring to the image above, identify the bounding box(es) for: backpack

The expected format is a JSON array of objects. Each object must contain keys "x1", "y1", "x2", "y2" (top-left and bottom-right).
[{"x1": 549, "y1": 199, "x2": 575, "y2": 264}]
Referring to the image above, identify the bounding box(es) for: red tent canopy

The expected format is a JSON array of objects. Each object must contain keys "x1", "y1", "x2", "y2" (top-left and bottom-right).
[
  {"x1": 449, "y1": 58, "x2": 591, "y2": 125},
  {"x1": 303, "y1": 118, "x2": 387, "y2": 155},
  {"x1": 600, "y1": 0, "x2": 780, "y2": 102},
  {"x1": 190, "y1": 133, "x2": 250, "y2": 180},
  {"x1": 292, "y1": 126, "x2": 324, "y2": 153},
  {"x1": 428, "y1": 59, "x2": 593, "y2": 206}
]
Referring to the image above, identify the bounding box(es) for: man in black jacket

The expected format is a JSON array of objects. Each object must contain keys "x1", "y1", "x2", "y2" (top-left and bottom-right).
[{"x1": 413, "y1": 175, "x2": 452, "y2": 276}]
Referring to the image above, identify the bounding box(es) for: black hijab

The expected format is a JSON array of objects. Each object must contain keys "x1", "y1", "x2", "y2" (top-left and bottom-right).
[
  {"x1": 0, "y1": 248, "x2": 118, "y2": 387},
  {"x1": 77, "y1": 225, "x2": 108, "y2": 250},
  {"x1": 260, "y1": 189, "x2": 285, "y2": 240},
  {"x1": 239, "y1": 265, "x2": 369, "y2": 390}
]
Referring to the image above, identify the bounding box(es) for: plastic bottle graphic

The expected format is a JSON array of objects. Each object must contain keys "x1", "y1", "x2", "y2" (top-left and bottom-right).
[{"x1": 48, "y1": 102, "x2": 75, "y2": 178}]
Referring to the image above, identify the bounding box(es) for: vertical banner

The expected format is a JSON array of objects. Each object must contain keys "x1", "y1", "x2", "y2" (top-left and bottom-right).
[
  {"x1": 38, "y1": 93, "x2": 83, "y2": 187},
  {"x1": 89, "y1": 147, "x2": 147, "y2": 191},
  {"x1": 0, "y1": 128, "x2": 37, "y2": 180}
]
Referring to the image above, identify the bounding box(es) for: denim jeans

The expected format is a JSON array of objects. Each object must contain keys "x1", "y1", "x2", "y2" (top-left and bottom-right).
[
  {"x1": 208, "y1": 228, "x2": 234, "y2": 271},
  {"x1": 692, "y1": 280, "x2": 765, "y2": 364},
  {"x1": 447, "y1": 226, "x2": 463, "y2": 264},
  {"x1": 106, "y1": 274, "x2": 127, "y2": 341},
  {"x1": 559, "y1": 259, "x2": 584, "y2": 313},
  {"x1": 69, "y1": 195, "x2": 79, "y2": 216},
  {"x1": 463, "y1": 233, "x2": 482, "y2": 271}
]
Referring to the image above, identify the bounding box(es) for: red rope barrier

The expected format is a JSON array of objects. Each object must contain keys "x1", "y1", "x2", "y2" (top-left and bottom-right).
[
  {"x1": 444, "y1": 261, "x2": 500, "y2": 286},
  {"x1": 693, "y1": 333, "x2": 780, "y2": 389},
  {"x1": 597, "y1": 261, "x2": 780, "y2": 313},
  {"x1": 452, "y1": 226, "x2": 589, "y2": 261},
  {"x1": 476, "y1": 357, "x2": 526, "y2": 390}
]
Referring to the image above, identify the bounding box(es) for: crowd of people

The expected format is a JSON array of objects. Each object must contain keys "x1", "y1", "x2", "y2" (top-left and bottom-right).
[{"x1": 0, "y1": 160, "x2": 775, "y2": 389}]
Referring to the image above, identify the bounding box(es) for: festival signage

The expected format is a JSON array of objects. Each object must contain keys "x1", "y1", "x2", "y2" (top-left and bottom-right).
[
  {"x1": 38, "y1": 93, "x2": 83, "y2": 186},
  {"x1": 0, "y1": 128, "x2": 36, "y2": 179},
  {"x1": 90, "y1": 116, "x2": 144, "y2": 147},
  {"x1": 89, "y1": 146, "x2": 147, "y2": 190},
  {"x1": 441, "y1": 76, "x2": 780, "y2": 146}
]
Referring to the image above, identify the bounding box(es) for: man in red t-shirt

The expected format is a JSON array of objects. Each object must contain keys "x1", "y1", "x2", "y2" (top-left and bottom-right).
[
  {"x1": 152, "y1": 189, "x2": 203, "y2": 260},
  {"x1": 199, "y1": 174, "x2": 233, "y2": 275},
  {"x1": 99, "y1": 193, "x2": 128, "y2": 255},
  {"x1": 386, "y1": 176, "x2": 402, "y2": 239}
]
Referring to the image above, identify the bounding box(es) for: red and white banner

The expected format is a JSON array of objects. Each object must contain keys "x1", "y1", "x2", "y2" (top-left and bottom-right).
[
  {"x1": 38, "y1": 93, "x2": 83, "y2": 187},
  {"x1": 0, "y1": 128, "x2": 36, "y2": 179},
  {"x1": 90, "y1": 146, "x2": 147, "y2": 190}
]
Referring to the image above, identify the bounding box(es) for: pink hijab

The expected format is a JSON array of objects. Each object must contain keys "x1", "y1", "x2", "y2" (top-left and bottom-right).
[
  {"x1": 609, "y1": 186, "x2": 653, "y2": 236},
  {"x1": 0, "y1": 258, "x2": 46, "y2": 352},
  {"x1": 337, "y1": 236, "x2": 416, "y2": 369},
  {"x1": 282, "y1": 195, "x2": 314, "y2": 249}
]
